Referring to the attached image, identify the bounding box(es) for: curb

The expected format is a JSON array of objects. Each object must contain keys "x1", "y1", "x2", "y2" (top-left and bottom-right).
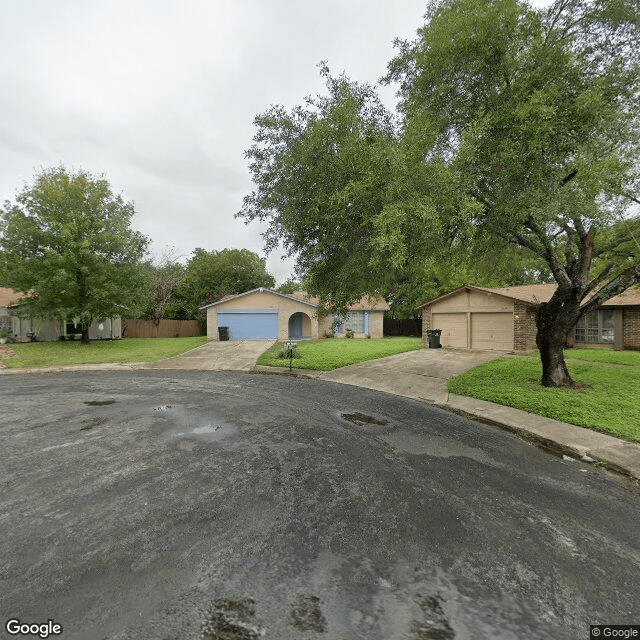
[
  {"x1": 2, "y1": 360, "x2": 638, "y2": 482},
  {"x1": 250, "y1": 365, "x2": 640, "y2": 482}
]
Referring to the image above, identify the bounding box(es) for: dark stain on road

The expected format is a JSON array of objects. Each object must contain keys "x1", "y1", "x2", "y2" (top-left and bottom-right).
[
  {"x1": 289, "y1": 594, "x2": 326, "y2": 632},
  {"x1": 84, "y1": 399, "x2": 116, "y2": 406},
  {"x1": 412, "y1": 594, "x2": 455, "y2": 639},
  {"x1": 200, "y1": 597, "x2": 261, "y2": 639},
  {"x1": 79, "y1": 416, "x2": 107, "y2": 430},
  {"x1": 341, "y1": 411, "x2": 389, "y2": 426}
]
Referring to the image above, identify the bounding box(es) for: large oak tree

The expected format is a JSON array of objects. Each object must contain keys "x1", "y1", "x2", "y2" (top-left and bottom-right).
[
  {"x1": 240, "y1": 0, "x2": 639, "y2": 387},
  {"x1": 387, "y1": 0, "x2": 640, "y2": 386}
]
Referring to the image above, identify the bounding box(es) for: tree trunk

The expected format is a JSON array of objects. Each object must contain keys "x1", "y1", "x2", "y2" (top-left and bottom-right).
[{"x1": 535, "y1": 288, "x2": 582, "y2": 388}]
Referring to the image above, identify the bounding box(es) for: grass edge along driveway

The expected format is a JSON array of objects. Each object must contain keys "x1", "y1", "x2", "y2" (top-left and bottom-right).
[
  {"x1": 257, "y1": 337, "x2": 422, "y2": 371},
  {"x1": 448, "y1": 348, "x2": 640, "y2": 443},
  {"x1": 1, "y1": 336, "x2": 208, "y2": 368}
]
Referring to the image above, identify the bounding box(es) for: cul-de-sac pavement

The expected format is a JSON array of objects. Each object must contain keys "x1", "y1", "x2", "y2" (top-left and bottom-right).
[{"x1": 2, "y1": 368, "x2": 639, "y2": 640}]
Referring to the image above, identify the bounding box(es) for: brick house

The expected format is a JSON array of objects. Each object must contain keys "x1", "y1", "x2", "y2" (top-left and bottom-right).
[
  {"x1": 200, "y1": 288, "x2": 389, "y2": 341},
  {"x1": 420, "y1": 284, "x2": 640, "y2": 352}
]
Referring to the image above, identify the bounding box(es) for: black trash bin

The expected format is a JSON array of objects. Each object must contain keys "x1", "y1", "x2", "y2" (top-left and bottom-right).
[
  {"x1": 218, "y1": 326, "x2": 229, "y2": 341},
  {"x1": 427, "y1": 329, "x2": 442, "y2": 348}
]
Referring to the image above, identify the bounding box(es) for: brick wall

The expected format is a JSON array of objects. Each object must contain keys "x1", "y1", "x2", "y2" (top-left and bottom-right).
[
  {"x1": 421, "y1": 307, "x2": 430, "y2": 349},
  {"x1": 624, "y1": 308, "x2": 640, "y2": 349},
  {"x1": 513, "y1": 301, "x2": 538, "y2": 351}
]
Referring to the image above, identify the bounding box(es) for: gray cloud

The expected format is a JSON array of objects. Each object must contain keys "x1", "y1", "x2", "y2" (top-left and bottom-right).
[{"x1": 0, "y1": 0, "x2": 550, "y2": 284}]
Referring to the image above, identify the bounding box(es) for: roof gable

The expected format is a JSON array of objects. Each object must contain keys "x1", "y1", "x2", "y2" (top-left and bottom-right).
[
  {"x1": 199, "y1": 288, "x2": 390, "y2": 311},
  {"x1": 0, "y1": 287, "x2": 28, "y2": 308},
  {"x1": 199, "y1": 288, "x2": 318, "y2": 310},
  {"x1": 421, "y1": 283, "x2": 640, "y2": 308}
]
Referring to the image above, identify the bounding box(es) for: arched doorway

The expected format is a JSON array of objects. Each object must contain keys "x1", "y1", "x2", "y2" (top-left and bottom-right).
[{"x1": 288, "y1": 312, "x2": 311, "y2": 339}]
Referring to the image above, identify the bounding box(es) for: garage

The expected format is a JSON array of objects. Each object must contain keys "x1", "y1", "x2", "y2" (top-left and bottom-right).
[
  {"x1": 470, "y1": 312, "x2": 514, "y2": 351},
  {"x1": 422, "y1": 286, "x2": 518, "y2": 351},
  {"x1": 217, "y1": 309, "x2": 278, "y2": 340},
  {"x1": 432, "y1": 312, "x2": 468, "y2": 348}
]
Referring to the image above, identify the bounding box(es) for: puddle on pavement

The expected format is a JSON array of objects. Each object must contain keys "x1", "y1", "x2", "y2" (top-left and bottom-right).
[
  {"x1": 152, "y1": 404, "x2": 237, "y2": 444},
  {"x1": 84, "y1": 399, "x2": 116, "y2": 406},
  {"x1": 191, "y1": 425, "x2": 221, "y2": 434},
  {"x1": 339, "y1": 411, "x2": 391, "y2": 431},
  {"x1": 342, "y1": 411, "x2": 389, "y2": 426}
]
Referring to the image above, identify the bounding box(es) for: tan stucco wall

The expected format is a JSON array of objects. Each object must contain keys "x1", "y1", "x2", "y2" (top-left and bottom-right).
[
  {"x1": 206, "y1": 290, "x2": 319, "y2": 340},
  {"x1": 368, "y1": 310, "x2": 384, "y2": 339},
  {"x1": 206, "y1": 292, "x2": 386, "y2": 340},
  {"x1": 431, "y1": 289, "x2": 514, "y2": 313},
  {"x1": 423, "y1": 289, "x2": 515, "y2": 350},
  {"x1": 319, "y1": 310, "x2": 384, "y2": 339}
]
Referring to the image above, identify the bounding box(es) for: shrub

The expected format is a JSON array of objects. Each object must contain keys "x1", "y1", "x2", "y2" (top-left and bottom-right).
[
  {"x1": 276, "y1": 346, "x2": 301, "y2": 359},
  {"x1": 345, "y1": 329, "x2": 354, "y2": 339}
]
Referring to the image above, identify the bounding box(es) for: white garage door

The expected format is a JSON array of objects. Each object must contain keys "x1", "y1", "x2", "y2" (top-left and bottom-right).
[
  {"x1": 471, "y1": 312, "x2": 514, "y2": 351},
  {"x1": 432, "y1": 313, "x2": 467, "y2": 348}
]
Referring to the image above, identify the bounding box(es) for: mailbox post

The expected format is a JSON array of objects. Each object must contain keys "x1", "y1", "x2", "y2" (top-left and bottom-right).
[{"x1": 285, "y1": 340, "x2": 298, "y2": 371}]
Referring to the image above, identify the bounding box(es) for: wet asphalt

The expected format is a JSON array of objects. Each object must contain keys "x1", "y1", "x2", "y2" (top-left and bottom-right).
[{"x1": 1, "y1": 370, "x2": 639, "y2": 640}]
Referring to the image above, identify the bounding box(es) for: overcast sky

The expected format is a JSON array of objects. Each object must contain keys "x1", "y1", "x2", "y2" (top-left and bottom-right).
[{"x1": 1, "y1": 1, "x2": 550, "y2": 284}]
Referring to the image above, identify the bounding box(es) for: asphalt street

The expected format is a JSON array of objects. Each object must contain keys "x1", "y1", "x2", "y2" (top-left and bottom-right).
[{"x1": 1, "y1": 370, "x2": 639, "y2": 639}]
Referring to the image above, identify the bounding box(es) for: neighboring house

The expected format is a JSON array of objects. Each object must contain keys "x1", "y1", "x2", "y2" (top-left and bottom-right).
[
  {"x1": 0, "y1": 287, "x2": 26, "y2": 336},
  {"x1": 200, "y1": 288, "x2": 389, "y2": 341},
  {"x1": 420, "y1": 284, "x2": 640, "y2": 352},
  {"x1": 0, "y1": 287, "x2": 121, "y2": 341}
]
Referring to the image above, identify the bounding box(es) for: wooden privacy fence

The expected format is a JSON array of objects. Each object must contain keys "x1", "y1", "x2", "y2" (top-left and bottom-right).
[
  {"x1": 122, "y1": 319, "x2": 203, "y2": 338},
  {"x1": 383, "y1": 317, "x2": 422, "y2": 336}
]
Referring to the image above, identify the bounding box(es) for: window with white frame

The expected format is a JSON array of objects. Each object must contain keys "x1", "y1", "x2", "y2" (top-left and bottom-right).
[
  {"x1": 574, "y1": 310, "x2": 615, "y2": 343},
  {"x1": 343, "y1": 311, "x2": 365, "y2": 333}
]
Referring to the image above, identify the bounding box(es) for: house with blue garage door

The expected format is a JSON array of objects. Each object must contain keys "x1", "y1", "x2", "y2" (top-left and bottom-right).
[{"x1": 200, "y1": 288, "x2": 389, "y2": 341}]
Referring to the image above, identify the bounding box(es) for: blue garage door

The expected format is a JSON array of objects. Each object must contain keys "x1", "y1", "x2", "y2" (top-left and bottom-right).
[{"x1": 217, "y1": 310, "x2": 278, "y2": 340}]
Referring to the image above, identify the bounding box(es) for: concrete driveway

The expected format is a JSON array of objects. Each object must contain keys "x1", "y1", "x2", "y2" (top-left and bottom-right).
[
  {"x1": 319, "y1": 347, "x2": 499, "y2": 404},
  {"x1": 143, "y1": 339, "x2": 274, "y2": 371}
]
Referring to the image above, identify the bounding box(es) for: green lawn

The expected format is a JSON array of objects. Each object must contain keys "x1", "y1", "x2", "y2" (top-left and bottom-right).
[
  {"x1": 448, "y1": 348, "x2": 640, "y2": 443},
  {"x1": 1, "y1": 336, "x2": 208, "y2": 368},
  {"x1": 257, "y1": 337, "x2": 422, "y2": 371}
]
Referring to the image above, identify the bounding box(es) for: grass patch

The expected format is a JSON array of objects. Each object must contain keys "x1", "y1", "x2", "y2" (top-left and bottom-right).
[
  {"x1": 2, "y1": 336, "x2": 207, "y2": 368},
  {"x1": 257, "y1": 337, "x2": 422, "y2": 371},
  {"x1": 564, "y1": 348, "x2": 640, "y2": 366},
  {"x1": 448, "y1": 350, "x2": 640, "y2": 443}
]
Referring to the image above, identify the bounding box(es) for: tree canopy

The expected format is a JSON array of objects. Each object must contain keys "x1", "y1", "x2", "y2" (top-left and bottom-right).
[
  {"x1": 156, "y1": 248, "x2": 275, "y2": 320},
  {"x1": 238, "y1": 64, "x2": 547, "y2": 316},
  {"x1": 386, "y1": 0, "x2": 640, "y2": 384},
  {"x1": 239, "y1": 0, "x2": 639, "y2": 385},
  {"x1": 0, "y1": 167, "x2": 148, "y2": 342}
]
